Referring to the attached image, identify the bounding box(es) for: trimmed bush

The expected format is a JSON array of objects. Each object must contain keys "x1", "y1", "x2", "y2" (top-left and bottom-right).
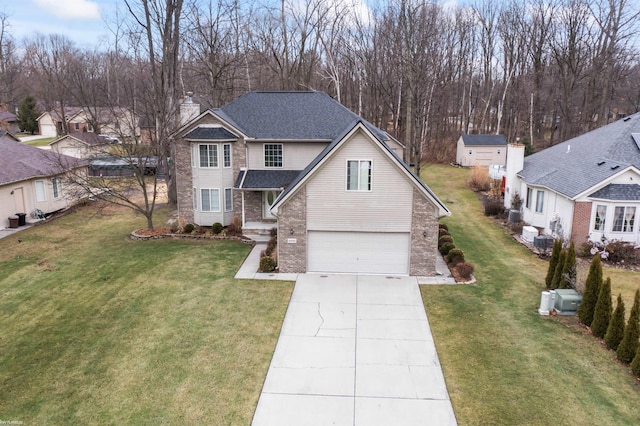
[
  {"x1": 438, "y1": 235, "x2": 454, "y2": 248},
  {"x1": 577, "y1": 255, "x2": 603, "y2": 326},
  {"x1": 631, "y1": 345, "x2": 640, "y2": 377},
  {"x1": 605, "y1": 294, "x2": 626, "y2": 351},
  {"x1": 560, "y1": 241, "x2": 576, "y2": 289},
  {"x1": 265, "y1": 236, "x2": 277, "y2": 257},
  {"x1": 550, "y1": 250, "x2": 566, "y2": 290},
  {"x1": 438, "y1": 223, "x2": 449, "y2": 232},
  {"x1": 591, "y1": 277, "x2": 612, "y2": 338},
  {"x1": 545, "y1": 239, "x2": 562, "y2": 289},
  {"x1": 211, "y1": 222, "x2": 223, "y2": 234},
  {"x1": 183, "y1": 223, "x2": 195, "y2": 234},
  {"x1": 439, "y1": 242, "x2": 455, "y2": 256},
  {"x1": 616, "y1": 289, "x2": 640, "y2": 363},
  {"x1": 259, "y1": 256, "x2": 276, "y2": 272},
  {"x1": 455, "y1": 262, "x2": 474, "y2": 280},
  {"x1": 438, "y1": 228, "x2": 450, "y2": 238},
  {"x1": 447, "y1": 248, "x2": 465, "y2": 265},
  {"x1": 483, "y1": 199, "x2": 503, "y2": 216}
]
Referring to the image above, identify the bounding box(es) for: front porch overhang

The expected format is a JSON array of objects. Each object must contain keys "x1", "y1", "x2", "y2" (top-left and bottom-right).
[{"x1": 234, "y1": 169, "x2": 302, "y2": 190}]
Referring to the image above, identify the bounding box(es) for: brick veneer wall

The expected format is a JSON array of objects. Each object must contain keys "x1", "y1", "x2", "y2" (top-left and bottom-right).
[
  {"x1": 243, "y1": 191, "x2": 263, "y2": 223},
  {"x1": 571, "y1": 201, "x2": 592, "y2": 244},
  {"x1": 277, "y1": 187, "x2": 307, "y2": 273},
  {"x1": 410, "y1": 188, "x2": 439, "y2": 276},
  {"x1": 174, "y1": 137, "x2": 194, "y2": 224}
]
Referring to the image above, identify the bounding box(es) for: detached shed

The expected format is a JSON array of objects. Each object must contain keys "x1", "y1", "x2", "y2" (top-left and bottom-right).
[{"x1": 456, "y1": 134, "x2": 507, "y2": 167}]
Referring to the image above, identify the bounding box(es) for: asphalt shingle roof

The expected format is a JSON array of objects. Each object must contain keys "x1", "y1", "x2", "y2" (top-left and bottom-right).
[
  {"x1": 235, "y1": 170, "x2": 302, "y2": 189},
  {"x1": 184, "y1": 127, "x2": 238, "y2": 140},
  {"x1": 215, "y1": 91, "x2": 389, "y2": 141},
  {"x1": 519, "y1": 113, "x2": 640, "y2": 199},
  {"x1": 589, "y1": 183, "x2": 640, "y2": 200},
  {"x1": 52, "y1": 133, "x2": 110, "y2": 147},
  {"x1": 461, "y1": 134, "x2": 507, "y2": 146},
  {"x1": 0, "y1": 139, "x2": 84, "y2": 185}
]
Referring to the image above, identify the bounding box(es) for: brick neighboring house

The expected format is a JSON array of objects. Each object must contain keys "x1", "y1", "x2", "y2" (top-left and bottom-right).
[
  {"x1": 504, "y1": 112, "x2": 640, "y2": 245},
  {"x1": 174, "y1": 91, "x2": 450, "y2": 275}
]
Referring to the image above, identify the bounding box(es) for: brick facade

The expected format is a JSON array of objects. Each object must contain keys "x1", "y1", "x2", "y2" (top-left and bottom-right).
[
  {"x1": 571, "y1": 201, "x2": 592, "y2": 244},
  {"x1": 243, "y1": 191, "x2": 263, "y2": 222},
  {"x1": 410, "y1": 188, "x2": 439, "y2": 275},
  {"x1": 277, "y1": 187, "x2": 307, "y2": 273},
  {"x1": 174, "y1": 136, "x2": 194, "y2": 224}
]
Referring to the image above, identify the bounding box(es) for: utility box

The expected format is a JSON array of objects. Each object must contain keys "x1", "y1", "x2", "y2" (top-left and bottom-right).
[
  {"x1": 522, "y1": 226, "x2": 538, "y2": 243},
  {"x1": 534, "y1": 235, "x2": 554, "y2": 250},
  {"x1": 554, "y1": 289, "x2": 582, "y2": 315}
]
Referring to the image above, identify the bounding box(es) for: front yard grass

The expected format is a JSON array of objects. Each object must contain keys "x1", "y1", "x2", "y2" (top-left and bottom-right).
[
  {"x1": 22, "y1": 136, "x2": 57, "y2": 146},
  {"x1": 0, "y1": 203, "x2": 293, "y2": 424},
  {"x1": 421, "y1": 164, "x2": 640, "y2": 426}
]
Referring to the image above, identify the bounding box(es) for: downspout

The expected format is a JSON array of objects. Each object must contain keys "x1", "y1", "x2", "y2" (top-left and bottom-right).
[{"x1": 239, "y1": 168, "x2": 247, "y2": 228}]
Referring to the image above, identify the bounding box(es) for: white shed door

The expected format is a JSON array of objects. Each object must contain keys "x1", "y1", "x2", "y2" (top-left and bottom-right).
[{"x1": 307, "y1": 231, "x2": 410, "y2": 274}]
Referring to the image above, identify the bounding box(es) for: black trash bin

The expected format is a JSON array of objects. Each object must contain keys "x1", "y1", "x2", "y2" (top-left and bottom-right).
[{"x1": 16, "y1": 213, "x2": 26, "y2": 226}]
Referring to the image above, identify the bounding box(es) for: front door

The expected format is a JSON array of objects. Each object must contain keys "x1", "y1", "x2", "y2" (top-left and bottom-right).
[{"x1": 263, "y1": 190, "x2": 278, "y2": 219}]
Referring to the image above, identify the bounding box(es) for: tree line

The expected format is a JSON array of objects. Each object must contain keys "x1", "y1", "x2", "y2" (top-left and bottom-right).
[{"x1": 1, "y1": 0, "x2": 640, "y2": 171}]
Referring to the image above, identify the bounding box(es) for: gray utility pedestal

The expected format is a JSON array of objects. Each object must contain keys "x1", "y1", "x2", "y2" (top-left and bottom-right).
[{"x1": 554, "y1": 289, "x2": 582, "y2": 315}]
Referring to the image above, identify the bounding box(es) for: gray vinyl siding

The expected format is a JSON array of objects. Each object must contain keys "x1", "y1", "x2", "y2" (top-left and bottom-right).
[
  {"x1": 306, "y1": 130, "x2": 413, "y2": 232},
  {"x1": 192, "y1": 142, "x2": 236, "y2": 226},
  {"x1": 246, "y1": 141, "x2": 328, "y2": 170}
]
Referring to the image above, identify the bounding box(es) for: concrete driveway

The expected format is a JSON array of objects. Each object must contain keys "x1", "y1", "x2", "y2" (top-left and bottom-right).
[{"x1": 252, "y1": 274, "x2": 457, "y2": 425}]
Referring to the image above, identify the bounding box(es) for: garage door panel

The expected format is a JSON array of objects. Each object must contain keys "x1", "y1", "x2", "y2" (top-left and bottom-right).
[{"x1": 308, "y1": 231, "x2": 409, "y2": 274}]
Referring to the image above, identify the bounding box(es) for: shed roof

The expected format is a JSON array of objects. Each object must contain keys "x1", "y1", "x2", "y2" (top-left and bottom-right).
[
  {"x1": 461, "y1": 134, "x2": 507, "y2": 146},
  {"x1": 234, "y1": 169, "x2": 302, "y2": 190}
]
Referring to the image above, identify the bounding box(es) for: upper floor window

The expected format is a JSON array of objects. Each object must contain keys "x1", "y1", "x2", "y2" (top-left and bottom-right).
[
  {"x1": 264, "y1": 144, "x2": 283, "y2": 168},
  {"x1": 594, "y1": 205, "x2": 607, "y2": 231},
  {"x1": 223, "y1": 144, "x2": 232, "y2": 168},
  {"x1": 612, "y1": 206, "x2": 635, "y2": 232},
  {"x1": 199, "y1": 144, "x2": 218, "y2": 168},
  {"x1": 347, "y1": 160, "x2": 372, "y2": 191},
  {"x1": 52, "y1": 178, "x2": 62, "y2": 198},
  {"x1": 535, "y1": 190, "x2": 544, "y2": 213}
]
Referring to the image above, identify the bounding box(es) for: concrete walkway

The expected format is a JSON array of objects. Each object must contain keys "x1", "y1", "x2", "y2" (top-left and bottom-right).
[{"x1": 252, "y1": 274, "x2": 457, "y2": 425}]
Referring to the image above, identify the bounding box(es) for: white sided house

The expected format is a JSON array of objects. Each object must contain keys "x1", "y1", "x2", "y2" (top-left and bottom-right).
[
  {"x1": 174, "y1": 91, "x2": 450, "y2": 275},
  {"x1": 504, "y1": 113, "x2": 640, "y2": 246},
  {"x1": 49, "y1": 133, "x2": 111, "y2": 158},
  {"x1": 456, "y1": 134, "x2": 507, "y2": 167}
]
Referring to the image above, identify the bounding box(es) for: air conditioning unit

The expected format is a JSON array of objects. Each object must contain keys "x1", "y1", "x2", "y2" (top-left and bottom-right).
[
  {"x1": 522, "y1": 226, "x2": 538, "y2": 243},
  {"x1": 534, "y1": 235, "x2": 554, "y2": 250},
  {"x1": 554, "y1": 289, "x2": 582, "y2": 315}
]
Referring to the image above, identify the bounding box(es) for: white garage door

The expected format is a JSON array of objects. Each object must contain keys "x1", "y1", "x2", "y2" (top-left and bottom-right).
[{"x1": 307, "y1": 231, "x2": 410, "y2": 274}]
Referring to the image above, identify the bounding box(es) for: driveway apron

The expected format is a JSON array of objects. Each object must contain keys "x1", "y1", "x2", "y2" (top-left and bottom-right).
[{"x1": 252, "y1": 274, "x2": 457, "y2": 425}]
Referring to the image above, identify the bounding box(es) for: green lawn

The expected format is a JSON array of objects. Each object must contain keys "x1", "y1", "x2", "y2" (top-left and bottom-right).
[
  {"x1": 0, "y1": 203, "x2": 293, "y2": 424},
  {"x1": 421, "y1": 165, "x2": 640, "y2": 425},
  {"x1": 21, "y1": 136, "x2": 57, "y2": 146}
]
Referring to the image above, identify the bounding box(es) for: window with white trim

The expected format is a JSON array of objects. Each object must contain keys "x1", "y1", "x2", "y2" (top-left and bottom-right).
[
  {"x1": 199, "y1": 144, "x2": 218, "y2": 168},
  {"x1": 201, "y1": 188, "x2": 220, "y2": 212},
  {"x1": 594, "y1": 205, "x2": 607, "y2": 231},
  {"x1": 264, "y1": 144, "x2": 283, "y2": 167},
  {"x1": 535, "y1": 190, "x2": 544, "y2": 213},
  {"x1": 52, "y1": 178, "x2": 62, "y2": 198},
  {"x1": 346, "y1": 160, "x2": 372, "y2": 191},
  {"x1": 526, "y1": 187, "x2": 532, "y2": 209},
  {"x1": 193, "y1": 187, "x2": 198, "y2": 210},
  {"x1": 223, "y1": 144, "x2": 232, "y2": 168},
  {"x1": 612, "y1": 206, "x2": 635, "y2": 232},
  {"x1": 35, "y1": 180, "x2": 46, "y2": 202},
  {"x1": 191, "y1": 144, "x2": 197, "y2": 168},
  {"x1": 74, "y1": 122, "x2": 79, "y2": 131},
  {"x1": 224, "y1": 188, "x2": 233, "y2": 212}
]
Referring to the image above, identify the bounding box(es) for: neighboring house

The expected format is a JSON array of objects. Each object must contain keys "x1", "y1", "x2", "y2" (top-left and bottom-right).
[
  {"x1": 0, "y1": 111, "x2": 20, "y2": 134},
  {"x1": 49, "y1": 133, "x2": 111, "y2": 158},
  {"x1": 0, "y1": 130, "x2": 21, "y2": 142},
  {"x1": 174, "y1": 91, "x2": 450, "y2": 275},
  {"x1": 37, "y1": 106, "x2": 139, "y2": 138},
  {"x1": 456, "y1": 134, "x2": 507, "y2": 167},
  {"x1": 0, "y1": 137, "x2": 85, "y2": 229},
  {"x1": 37, "y1": 107, "x2": 84, "y2": 137},
  {"x1": 504, "y1": 112, "x2": 640, "y2": 246}
]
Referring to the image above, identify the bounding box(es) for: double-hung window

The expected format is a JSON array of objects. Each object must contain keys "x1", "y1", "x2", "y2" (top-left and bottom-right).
[
  {"x1": 594, "y1": 205, "x2": 607, "y2": 231},
  {"x1": 199, "y1": 144, "x2": 218, "y2": 168},
  {"x1": 535, "y1": 190, "x2": 544, "y2": 213},
  {"x1": 52, "y1": 178, "x2": 62, "y2": 199},
  {"x1": 264, "y1": 144, "x2": 283, "y2": 167},
  {"x1": 223, "y1": 144, "x2": 232, "y2": 168},
  {"x1": 201, "y1": 188, "x2": 220, "y2": 212},
  {"x1": 612, "y1": 206, "x2": 636, "y2": 232},
  {"x1": 35, "y1": 180, "x2": 46, "y2": 202},
  {"x1": 346, "y1": 160, "x2": 372, "y2": 191},
  {"x1": 224, "y1": 188, "x2": 233, "y2": 212}
]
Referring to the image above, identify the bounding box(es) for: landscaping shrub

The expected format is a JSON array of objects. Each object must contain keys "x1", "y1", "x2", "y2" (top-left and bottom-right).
[
  {"x1": 509, "y1": 221, "x2": 523, "y2": 235},
  {"x1": 591, "y1": 277, "x2": 612, "y2": 338},
  {"x1": 447, "y1": 248, "x2": 465, "y2": 265},
  {"x1": 170, "y1": 222, "x2": 179, "y2": 233},
  {"x1": 226, "y1": 216, "x2": 243, "y2": 236},
  {"x1": 211, "y1": 222, "x2": 223, "y2": 234},
  {"x1": 439, "y1": 228, "x2": 450, "y2": 238},
  {"x1": 259, "y1": 256, "x2": 276, "y2": 272},
  {"x1": 439, "y1": 242, "x2": 455, "y2": 256},
  {"x1": 483, "y1": 198, "x2": 504, "y2": 216},
  {"x1": 455, "y1": 262, "x2": 474, "y2": 280},
  {"x1": 550, "y1": 250, "x2": 566, "y2": 290},
  {"x1": 606, "y1": 241, "x2": 638, "y2": 264},
  {"x1": 265, "y1": 235, "x2": 277, "y2": 257},
  {"x1": 183, "y1": 223, "x2": 195, "y2": 234},
  {"x1": 577, "y1": 255, "x2": 602, "y2": 326},
  {"x1": 468, "y1": 165, "x2": 491, "y2": 192},
  {"x1": 439, "y1": 223, "x2": 449, "y2": 232},
  {"x1": 545, "y1": 239, "x2": 562, "y2": 289},
  {"x1": 631, "y1": 345, "x2": 640, "y2": 378},
  {"x1": 270, "y1": 227, "x2": 278, "y2": 237},
  {"x1": 560, "y1": 241, "x2": 576, "y2": 289},
  {"x1": 605, "y1": 294, "x2": 626, "y2": 351},
  {"x1": 616, "y1": 289, "x2": 640, "y2": 363},
  {"x1": 438, "y1": 235, "x2": 453, "y2": 248}
]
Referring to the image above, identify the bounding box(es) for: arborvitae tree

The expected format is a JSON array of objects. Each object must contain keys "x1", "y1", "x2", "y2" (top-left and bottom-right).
[
  {"x1": 551, "y1": 250, "x2": 566, "y2": 290},
  {"x1": 560, "y1": 241, "x2": 577, "y2": 289},
  {"x1": 631, "y1": 345, "x2": 640, "y2": 377},
  {"x1": 591, "y1": 277, "x2": 612, "y2": 338},
  {"x1": 17, "y1": 96, "x2": 40, "y2": 134},
  {"x1": 616, "y1": 289, "x2": 640, "y2": 363},
  {"x1": 546, "y1": 239, "x2": 562, "y2": 289},
  {"x1": 605, "y1": 294, "x2": 626, "y2": 351},
  {"x1": 577, "y1": 255, "x2": 603, "y2": 326}
]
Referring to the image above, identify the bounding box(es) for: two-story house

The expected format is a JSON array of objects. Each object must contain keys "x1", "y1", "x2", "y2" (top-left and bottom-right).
[{"x1": 174, "y1": 91, "x2": 449, "y2": 275}]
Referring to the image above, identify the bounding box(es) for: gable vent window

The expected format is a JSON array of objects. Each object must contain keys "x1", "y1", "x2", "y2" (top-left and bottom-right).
[{"x1": 347, "y1": 160, "x2": 372, "y2": 191}]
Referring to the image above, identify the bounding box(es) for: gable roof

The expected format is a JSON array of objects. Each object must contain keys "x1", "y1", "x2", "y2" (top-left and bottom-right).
[
  {"x1": 461, "y1": 134, "x2": 507, "y2": 146},
  {"x1": 271, "y1": 120, "x2": 450, "y2": 217},
  {"x1": 0, "y1": 139, "x2": 84, "y2": 185},
  {"x1": 0, "y1": 130, "x2": 20, "y2": 142},
  {"x1": 519, "y1": 113, "x2": 640, "y2": 199},
  {"x1": 0, "y1": 111, "x2": 17, "y2": 122},
  {"x1": 212, "y1": 91, "x2": 390, "y2": 142},
  {"x1": 50, "y1": 133, "x2": 110, "y2": 147},
  {"x1": 589, "y1": 183, "x2": 640, "y2": 201}
]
